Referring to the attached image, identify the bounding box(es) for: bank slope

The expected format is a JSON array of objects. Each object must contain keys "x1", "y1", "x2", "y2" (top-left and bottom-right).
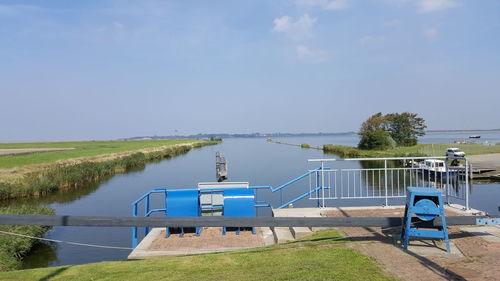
[{"x1": 0, "y1": 230, "x2": 395, "y2": 281}]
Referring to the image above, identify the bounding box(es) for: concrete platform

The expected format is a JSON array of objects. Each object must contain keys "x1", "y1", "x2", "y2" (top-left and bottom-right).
[
  {"x1": 272, "y1": 227, "x2": 295, "y2": 243},
  {"x1": 128, "y1": 227, "x2": 268, "y2": 260},
  {"x1": 400, "y1": 239, "x2": 463, "y2": 257},
  {"x1": 459, "y1": 226, "x2": 500, "y2": 243}
]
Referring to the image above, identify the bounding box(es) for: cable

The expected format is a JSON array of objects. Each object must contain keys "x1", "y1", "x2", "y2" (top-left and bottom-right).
[
  {"x1": 0, "y1": 230, "x2": 133, "y2": 250},
  {"x1": 0, "y1": 225, "x2": 411, "y2": 251}
]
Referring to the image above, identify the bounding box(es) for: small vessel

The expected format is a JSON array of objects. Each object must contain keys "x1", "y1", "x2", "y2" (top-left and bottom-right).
[
  {"x1": 469, "y1": 135, "x2": 481, "y2": 139},
  {"x1": 418, "y1": 159, "x2": 457, "y2": 179}
]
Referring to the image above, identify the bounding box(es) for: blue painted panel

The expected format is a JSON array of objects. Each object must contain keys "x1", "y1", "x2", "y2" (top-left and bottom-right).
[
  {"x1": 407, "y1": 187, "x2": 441, "y2": 195},
  {"x1": 166, "y1": 190, "x2": 199, "y2": 217},
  {"x1": 223, "y1": 189, "x2": 255, "y2": 217}
]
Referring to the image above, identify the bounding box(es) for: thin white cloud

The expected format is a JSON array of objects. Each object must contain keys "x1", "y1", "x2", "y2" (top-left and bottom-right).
[
  {"x1": 273, "y1": 14, "x2": 317, "y2": 40},
  {"x1": 417, "y1": 0, "x2": 458, "y2": 13},
  {"x1": 295, "y1": 0, "x2": 351, "y2": 10},
  {"x1": 359, "y1": 35, "x2": 385, "y2": 45},
  {"x1": 423, "y1": 26, "x2": 438, "y2": 39},
  {"x1": 383, "y1": 19, "x2": 400, "y2": 27},
  {"x1": 0, "y1": 4, "x2": 43, "y2": 15},
  {"x1": 380, "y1": 0, "x2": 459, "y2": 13},
  {"x1": 296, "y1": 45, "x2": 327, "y2": 63}
]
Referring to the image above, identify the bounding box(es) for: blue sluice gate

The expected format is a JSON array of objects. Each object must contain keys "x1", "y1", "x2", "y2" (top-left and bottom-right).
[{"x1": 131, "y1": 182, "x2": 265, "y2": 248}]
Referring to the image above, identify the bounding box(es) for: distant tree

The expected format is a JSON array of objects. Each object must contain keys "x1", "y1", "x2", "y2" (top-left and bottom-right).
[
  {"x1": 358, "y1": 129, "x2": 395, "y2": 150},
  {"x1": 359, "y1": 112, "x2": 389, "y2": 132},
  {"x1": 358, "y1": 112, "x2": 426, "y2": 149},
  {"x1": 385, "y1": 112, "x2": 426, "y2": 146}
]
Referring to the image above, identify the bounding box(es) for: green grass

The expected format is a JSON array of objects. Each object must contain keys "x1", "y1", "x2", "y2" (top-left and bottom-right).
[
  {"x1": 0, "y1": 205, "x2": 54, "y2": 271},
  {"x1": 0, "y1": 139, "x2": 199, "y2": 169},
  {"x1": 323, "y1": 143, "x2": 500, "y2": 158},
  {"x1": 0, "y1": 229, "x2": 395, "y2": 281},
  {"x1": 0, "y1": 141, "x2": 219, "y2": 200}
]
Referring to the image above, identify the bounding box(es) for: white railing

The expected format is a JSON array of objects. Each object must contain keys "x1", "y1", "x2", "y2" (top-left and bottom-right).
[{"x1": 308, "y1": 156, "x2": 470, "y2": 209}]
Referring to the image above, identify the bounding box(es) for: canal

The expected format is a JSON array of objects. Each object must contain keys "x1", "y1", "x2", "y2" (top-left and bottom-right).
[{"x1": 12, "y1": 132, "x2": 500, "y2": 268}]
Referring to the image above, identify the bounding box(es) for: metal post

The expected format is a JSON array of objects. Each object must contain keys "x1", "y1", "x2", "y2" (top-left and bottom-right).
[
  {"x1": 132, "y1": 203, "x2": 138, "y2": 248},
  {"x1": 321, "y1": 161, "x2": 325, "y2": 208},
  {"x1": 145, "y1": 194, "x2": 150, "y2": 235},
  {"x1": 384, "y1": 159, "x2": 388, "y2": 206},
  {"x1": 465, "y1": 158, "x2": 470, "y2": 210},
  {"x1": 445, "y1": 158, "x2": 450, "y2": 205}
]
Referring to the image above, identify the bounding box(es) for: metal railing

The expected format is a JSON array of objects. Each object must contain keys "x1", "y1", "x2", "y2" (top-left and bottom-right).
[{"x1": 307, "y1": 156, "x2": 471, "y2": 209}]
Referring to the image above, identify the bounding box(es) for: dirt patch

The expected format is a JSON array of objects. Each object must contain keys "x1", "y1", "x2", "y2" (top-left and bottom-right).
[
  {"x1": 149, "y1": 227, "x2": 265, "y2": 251},
  {"x1": 324, "y1": 208, "x2": 500, "y2": 281},
  {"x1": 0, "y1": 148, "x2": 75, "y2": 156}
]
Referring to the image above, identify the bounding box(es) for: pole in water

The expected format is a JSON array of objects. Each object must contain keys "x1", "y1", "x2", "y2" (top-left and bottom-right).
[{"x1": 216, "y1": 152, "x2": 228, "y2": 182}]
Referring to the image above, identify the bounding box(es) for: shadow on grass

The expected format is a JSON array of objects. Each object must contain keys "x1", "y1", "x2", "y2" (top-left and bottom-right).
[{"x1": 38, "y1": 266, "x2": 68, "y2": 281}]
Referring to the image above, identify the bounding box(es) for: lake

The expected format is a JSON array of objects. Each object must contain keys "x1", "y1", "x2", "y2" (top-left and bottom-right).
[{"x1": 12, "y1": 132, "x2": 500, "y2": 269}]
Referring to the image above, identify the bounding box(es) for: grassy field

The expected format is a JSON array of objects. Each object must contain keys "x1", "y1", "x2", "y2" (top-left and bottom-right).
[
  {"x1": 323, "y1": 143, "x2": 500, "y2": 158},
  {"x1": 0, "y1": 139, "x2": 199, "y2": 170},
  {"x1": 0, "y1": 229, "x2": 395, "y2": 281},
  {"x1": 0, "y1": 140, "x2": 219, "y2": 200}
]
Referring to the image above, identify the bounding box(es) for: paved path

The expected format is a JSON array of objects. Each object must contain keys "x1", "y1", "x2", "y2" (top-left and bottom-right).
[{"x1": 468, "y1": 153, "x2": 500, "y2": 169}]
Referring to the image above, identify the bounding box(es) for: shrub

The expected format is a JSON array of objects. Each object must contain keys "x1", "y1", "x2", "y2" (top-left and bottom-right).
[{"x1": 358, "y1": 130, "x2": 395, "y2": 150}]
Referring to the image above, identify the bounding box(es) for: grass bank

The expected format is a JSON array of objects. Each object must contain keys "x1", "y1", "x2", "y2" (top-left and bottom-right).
[
  {"x1": 0, "y1": 229, "x2": 395, "y2": 281},
  {"x1": 0, "y1": 205, "x2": 54, "y2": 271},
  {"x1": 323, "y1": 143, "x2": 500, "y2": 158},
  {"x1": 0, "y1": 139, "x2": 202, "y2": 170},
  {"x1": 0, "y1": 140, "x2": 219, "y2": 200}
]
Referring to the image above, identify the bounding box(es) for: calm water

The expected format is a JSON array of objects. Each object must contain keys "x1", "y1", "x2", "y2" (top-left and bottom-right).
[{"x1": 11, "y1": 132, "x2": 500, "y2": 269}]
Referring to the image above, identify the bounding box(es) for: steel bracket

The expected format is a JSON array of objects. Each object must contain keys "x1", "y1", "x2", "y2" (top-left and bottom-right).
[{"x1": 476, "y1": 218, "x2": 500, "y2": 226}]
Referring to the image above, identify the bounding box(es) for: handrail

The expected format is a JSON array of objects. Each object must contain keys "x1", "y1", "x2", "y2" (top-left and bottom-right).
[
  {"x1": 269, "y1": 167, "x2": 330, "y2": 193},
  {"x1": 276, "y1": 185, "x2": 324, "y2": 209}
]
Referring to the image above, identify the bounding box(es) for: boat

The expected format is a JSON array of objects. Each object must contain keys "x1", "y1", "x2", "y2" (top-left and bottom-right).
[
  {"x1": 469, "y1": 135, "x2": 481, "y2": 139},
  {"x1": 418, "y1": 159, "x2": 457, "y2": 179}
]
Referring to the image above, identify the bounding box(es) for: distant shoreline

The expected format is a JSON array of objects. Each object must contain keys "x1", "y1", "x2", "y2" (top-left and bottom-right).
[{"x1": 123, "y1": 129, "x2": 500, "y2": 141}]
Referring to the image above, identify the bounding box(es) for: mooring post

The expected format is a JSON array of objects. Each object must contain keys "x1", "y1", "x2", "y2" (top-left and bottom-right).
[{"x1": 384, "y1": 159, "x2": 388, "y2": 206}]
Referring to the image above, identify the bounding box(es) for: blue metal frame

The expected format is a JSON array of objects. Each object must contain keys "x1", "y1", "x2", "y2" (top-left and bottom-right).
[
  {"x1": 401, "y1": 187, "x2": 450, "y2": 252},
  {"x1": 131, "y1": 166, "x2": 332, "y2": 248}
]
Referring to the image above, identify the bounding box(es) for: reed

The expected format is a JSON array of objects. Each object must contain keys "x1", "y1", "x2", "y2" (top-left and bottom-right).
[{"x1": 0, "y1": 205, "x2": 54, "y2": 271}]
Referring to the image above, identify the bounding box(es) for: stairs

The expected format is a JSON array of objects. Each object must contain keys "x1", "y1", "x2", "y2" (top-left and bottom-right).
[{"x1": 266, "y1": 208, "x2": 324, "y2": 244}]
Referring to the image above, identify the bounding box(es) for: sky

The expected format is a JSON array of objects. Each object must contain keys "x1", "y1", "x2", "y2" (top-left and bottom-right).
[{"x1": 1, "y1": 0, "x2": 499, "y2": 142}]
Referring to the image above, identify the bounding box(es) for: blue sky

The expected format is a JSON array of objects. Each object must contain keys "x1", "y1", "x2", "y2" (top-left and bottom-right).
[{"x1": 1, "y1": 0, "x2": 499, "y2": 142}]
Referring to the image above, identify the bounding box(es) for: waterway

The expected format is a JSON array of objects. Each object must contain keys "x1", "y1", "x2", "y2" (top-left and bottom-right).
[{"x1": 10, "y1": 132, "x2": 500, "y2": 269}]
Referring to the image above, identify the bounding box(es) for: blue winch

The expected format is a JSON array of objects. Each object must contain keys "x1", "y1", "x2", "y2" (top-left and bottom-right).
[{"x1": 401, "y1": 187, "x2": 450, "y2": 252}]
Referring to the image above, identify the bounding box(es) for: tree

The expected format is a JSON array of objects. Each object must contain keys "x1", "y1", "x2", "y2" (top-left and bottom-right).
[
  {"x1": 386, "y1": 112, "x2": 426, "y2": 146},
  {"x1": 358, "y1": 112, "x2": 426, "y2": 149},
  {"x1": 358, "y1": 113, "x2": 395, "y2": 150},
  {"x1": 358, "y1": 129, "x2": 396, "y2": 150}
]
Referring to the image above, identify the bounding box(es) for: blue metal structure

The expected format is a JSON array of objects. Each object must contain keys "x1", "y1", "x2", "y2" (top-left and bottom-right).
[
  {"x1": 165, "y1": 190, "x2": 201, "y2": 238},
  {"x1": 222, "y1": 188, "x2": 256, "y2": 235},
  {"x1": 131, "y1": 166, "x2": 332, "y2": 248},
  {"x1": 401, "y1": 187, "x2": 450, "y2": 252}
]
